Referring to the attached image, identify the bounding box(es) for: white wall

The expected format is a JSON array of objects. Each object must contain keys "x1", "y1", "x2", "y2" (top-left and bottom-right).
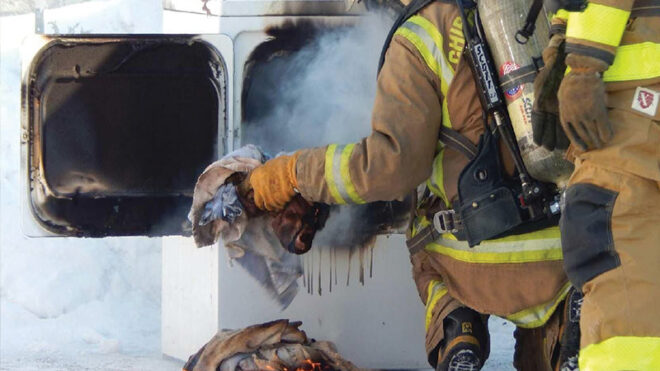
[
  {"x1": 219, "y1": 236, "x2": 430, "y2": 369},
  {"x1": 1, "y1": 2, "x2": 177, "y2": 369}
]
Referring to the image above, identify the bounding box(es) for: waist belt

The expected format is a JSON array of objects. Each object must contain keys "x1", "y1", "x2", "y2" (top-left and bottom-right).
[
  {"x1": 406, "y1": 208, "x2": 462, "y2": 255},
  {"x1": 405, "y1": 125, "x2": 560, "y2": 254}
]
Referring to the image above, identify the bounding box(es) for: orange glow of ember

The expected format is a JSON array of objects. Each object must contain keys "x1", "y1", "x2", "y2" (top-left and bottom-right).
[
  {"x1": 276, "y1": 359, "x2": 325, "y2": 371},
  {"x1": 297, "y1": 359, "x2": 323, "y2": 371}
]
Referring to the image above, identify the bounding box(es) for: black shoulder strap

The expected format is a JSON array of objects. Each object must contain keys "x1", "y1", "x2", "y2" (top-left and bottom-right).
[
  {"x1": 377, "y1": 0, "x2": 439, "y2": 73},
  {"x1": 515, "y1": 0, "x2": 544, "y2": 44}
]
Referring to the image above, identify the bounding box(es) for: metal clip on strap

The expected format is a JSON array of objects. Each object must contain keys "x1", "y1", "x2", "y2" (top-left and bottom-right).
[
  {"x1": 433, "y1": 209, "x2": 459, "y2": 234},
  {"x1": 406, "y1": 210, "x2": 460, "y2": 255}
]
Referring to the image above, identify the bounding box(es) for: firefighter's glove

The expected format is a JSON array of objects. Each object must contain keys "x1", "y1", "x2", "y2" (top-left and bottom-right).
[
  {"x1": 272, "y1": 196, "x2": 329, "y2": 254},
  {"x1": 558, "y1": 54, "x2": 614, "y2": 151},
  {"x1": 242, "y1": 152, "x2": 300, "y2": 212},
  {"x1": 532, "y1": 33, "x2": 570, "y2": 151}
]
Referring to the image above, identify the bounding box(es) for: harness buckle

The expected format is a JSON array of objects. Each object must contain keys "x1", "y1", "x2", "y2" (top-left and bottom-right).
[{"x1": 433, "y1": 209, "x2": 459, "y2": 234}]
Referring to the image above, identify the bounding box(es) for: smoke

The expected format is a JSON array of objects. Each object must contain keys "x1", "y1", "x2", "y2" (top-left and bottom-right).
[
  {"x1": 240, "y1": 11, "x2": 413, "y2": 294},
  {"x1": 242, "y1": 12, "x2": 396, "y2": 153}
]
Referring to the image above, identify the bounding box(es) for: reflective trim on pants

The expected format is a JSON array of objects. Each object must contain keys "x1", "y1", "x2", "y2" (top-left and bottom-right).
[
  {"x1": 425, "y1": 280, "x2": 449, "y2": 331},
  {"x1": 579, "y1": 336, "x2": 660, "y2": 371},
  {"x1": 506, "y1": 282, "x2": 571, "y2": 328},
  {"x1": 417, "y1": 220, "x2": 563, "y2": 264}
]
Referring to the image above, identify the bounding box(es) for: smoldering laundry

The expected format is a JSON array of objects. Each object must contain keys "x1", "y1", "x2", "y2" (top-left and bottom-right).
[
  {"x1": 190, "y1": 145, "x2": 294, "y2": 308},
  {"x1": 183, "y1": 319, "x2": 359, "y2": 371}
]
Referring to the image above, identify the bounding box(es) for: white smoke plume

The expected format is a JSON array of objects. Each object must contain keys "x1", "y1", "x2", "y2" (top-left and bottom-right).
[
  {"x1": 240, "y1": 11, "x2": 408, "y2": 295},
  {"x1": 242, "y1": 11, "x2": 396, "y2": 153}
]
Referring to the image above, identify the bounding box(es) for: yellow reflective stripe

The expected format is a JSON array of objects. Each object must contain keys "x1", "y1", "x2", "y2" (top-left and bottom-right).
[
  {"x1": 425, "y1": 242, "x2": 563, "y2": 263},
  {"x1": 554, "y1": 9, "x2": 570, "y2": 21},
  {"x1": 426, "y1": 179, "x2": 442, "y2": 200},
  {"x1": 427, "y1": 148, "x2": 449, "y2": 205},
  {"x1": 579, "y1": 336, "x2": 660, "y2": 371},
  {"x1": 442, "y1": 97, "x2": 452, "y2": 129},
  {"x1": 566, "y1": 3, "x2": 630, "y2": 47},
  {"x1": 395, "y1": 15, "x2": 454, "y2": 96},
  {"x1": 603, "y1": 42, "x2": 660, "y2": 82},
  {"x1": 422, "y1": 224, "x2": 563, "y2": 264},
  {"x1": 506, "y1": 282, "x2": 571, "y2": 328},
  {"x1": 440, "y1": 224, "x2": 561, "y2": 243},
  {"x1": 425, "y1": 280, "x2": 448, "y2": 331},
  {"x1": 395, "y1": 27, "x2": 442, "y2": 82},
  {"x1": 339, "y1": 143, "x2": 365, "y2": 204},
  {"x1": 324, "y1": 144, "x2": 346, "y2": 204},
  {"x1": 408, "y1": 15, "x2": 455, "y2": 93}
]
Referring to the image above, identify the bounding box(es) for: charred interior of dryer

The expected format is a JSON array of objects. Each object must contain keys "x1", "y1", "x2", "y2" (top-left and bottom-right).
[
  {"x1": 241, "y1": 19, "x2": 410, "y2": 250},
  {"x1": 29, "y1": 39, "x2": 224, "y2": 236}
]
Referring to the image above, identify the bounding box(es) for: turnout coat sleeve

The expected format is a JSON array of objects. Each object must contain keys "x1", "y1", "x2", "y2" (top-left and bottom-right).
[
  {"x1": 565, "y1": 0, "x2": 633, "y2": 65},
  {"x1": 295, "y1": 33, "x2": 445, "y2": 205}
]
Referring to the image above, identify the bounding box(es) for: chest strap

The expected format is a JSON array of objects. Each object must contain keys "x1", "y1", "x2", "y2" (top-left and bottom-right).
[
  {"x1": 631, "y1": 0, "x2": 660, "y2": 17},
  {"x1": 439, "y1": 126, "x2": 478, "y2": 160},
  {"x1": 406, "y1": 126, "x2": 477, "y2": 255}
]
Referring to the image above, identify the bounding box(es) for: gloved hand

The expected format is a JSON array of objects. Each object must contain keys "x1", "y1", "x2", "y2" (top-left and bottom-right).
[
  {"x1": 241, "y1": 152, "x2": 300, "y2": 211},
  {"x1": 271, "y1": 196, "x2": 329, "y2": 254},
  {"x1": 558, "y1": 54, "x2": 614, "y2": 150},
  {"x1": 532, "y1": 33, "x2": 570, "y2": 151}
]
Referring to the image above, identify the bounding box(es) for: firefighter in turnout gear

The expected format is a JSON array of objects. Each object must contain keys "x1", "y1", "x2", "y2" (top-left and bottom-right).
[
  {"x1": 533, "y1": 1, "x2": 660, "y2": 370},
  {"x1": 244, "y1": 1, "x2": 573, "y2": 369}
]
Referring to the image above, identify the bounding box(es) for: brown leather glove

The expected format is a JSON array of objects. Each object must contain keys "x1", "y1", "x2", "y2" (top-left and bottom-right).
[
  {"x1": 242, "y1": 152, "x2": 300, "y2": 212},
  {"x1": 237, "y1": 155, "x2": 328, "y2": 255},
  {"x1": 271, "y1": 196, "x2": 329, "y2": 254},
  {"x1": 558, "y1": 54, "x2": 614, "y2": 150},
  {"x1": 532, "y1": 33, "x2": 570, "y2": 151}
]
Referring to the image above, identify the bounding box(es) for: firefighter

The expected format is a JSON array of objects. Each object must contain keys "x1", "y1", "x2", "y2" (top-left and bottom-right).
[
  {"x1": 532, "y1": 1, "x2": 660, "y2": 370},
  {"x1": 243, "y1": 1, "x2": 571, "y2": 370}
]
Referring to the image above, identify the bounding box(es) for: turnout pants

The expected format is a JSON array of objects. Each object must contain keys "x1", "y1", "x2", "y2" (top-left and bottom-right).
[
  {"x1": 561, "y1": 83, "x2": 660, "y2": 370},
  {"x1": 410, "y1": 225, "x2": 569, "y2": 370},
  {"x1": 423, "y1": 280, "x2": 564, "y2": 371}
]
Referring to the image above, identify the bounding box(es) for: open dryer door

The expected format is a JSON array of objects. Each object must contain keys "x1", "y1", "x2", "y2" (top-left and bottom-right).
[{"x1": 20, "y1": 34, "x2": 232, "y2": 237}]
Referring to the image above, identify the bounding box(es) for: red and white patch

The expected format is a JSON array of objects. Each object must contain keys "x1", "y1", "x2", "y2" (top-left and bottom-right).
[
  {"x1": 499, "y1": 61, "x2": 523, "y2": 99},
  {"x1": 631, "y1": 87, "x2": 659, "y2": 116}
]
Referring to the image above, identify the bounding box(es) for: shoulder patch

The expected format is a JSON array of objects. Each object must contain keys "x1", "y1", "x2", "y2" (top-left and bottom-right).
[{"x1": 631, "y1": 87, "x2": 660, "y2": 117}]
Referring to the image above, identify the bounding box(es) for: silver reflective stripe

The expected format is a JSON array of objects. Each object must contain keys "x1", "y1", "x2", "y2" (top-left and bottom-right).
[
  {"x1": 400, "y1": 20, "x2": 454, "y2": 89},
  {"x1": 434, "y1": 233, "x2": 560, "y2": 254},
  {"x1": 331, "y1": 144, "x2": 352, "y2": 203}
]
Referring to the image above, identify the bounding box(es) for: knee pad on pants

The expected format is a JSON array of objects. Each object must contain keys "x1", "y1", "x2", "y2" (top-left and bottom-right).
[{"x1": 560, "y1": 183, "x2": 621, "y2": 290}]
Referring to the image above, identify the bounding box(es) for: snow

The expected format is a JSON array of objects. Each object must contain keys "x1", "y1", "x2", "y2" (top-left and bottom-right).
[
  {"x1": 0, "y1": 1, "x2": 515, "y2": 370},
  {"x1": 0, "y1": 1, "x2": 179, "y2": 370}
]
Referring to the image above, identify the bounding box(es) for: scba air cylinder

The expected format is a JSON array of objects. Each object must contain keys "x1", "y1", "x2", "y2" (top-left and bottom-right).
[{"x1": 478, "y1": 0, "x2": 574, "y2": 188}]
